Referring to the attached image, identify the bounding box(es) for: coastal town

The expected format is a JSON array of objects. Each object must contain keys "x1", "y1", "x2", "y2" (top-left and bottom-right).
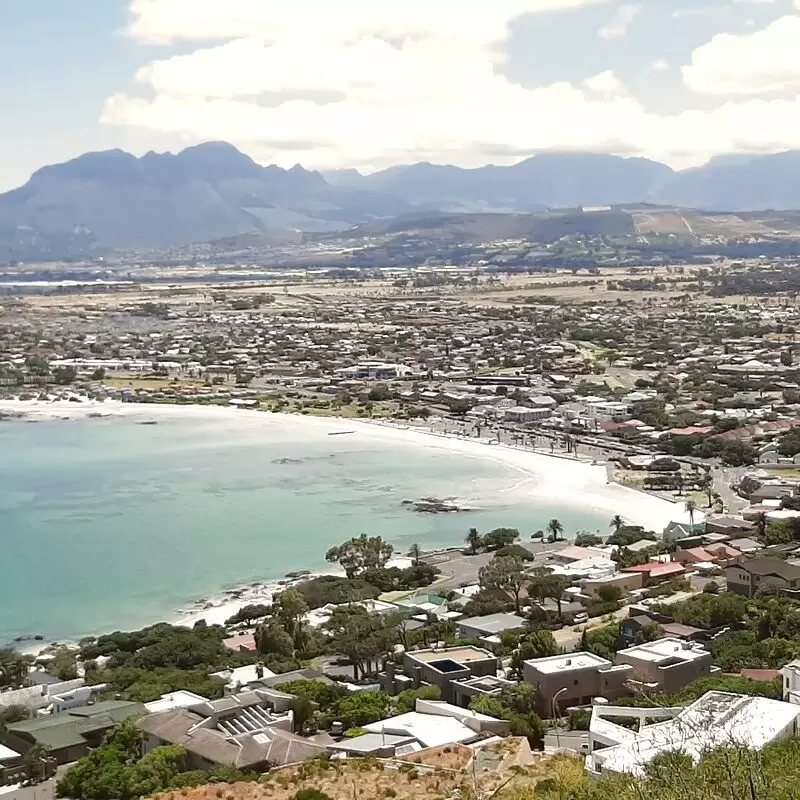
[{"x1": 5, "y1": 255, "x2": 800, "y2": 799}]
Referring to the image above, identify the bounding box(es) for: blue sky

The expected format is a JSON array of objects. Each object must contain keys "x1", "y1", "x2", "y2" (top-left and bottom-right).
[{"x1": 2, "y1": 0, "x2": 800, "y2": 189}]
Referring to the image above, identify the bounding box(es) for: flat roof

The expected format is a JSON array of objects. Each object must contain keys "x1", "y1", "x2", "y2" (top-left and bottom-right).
[
  {"x1": 617, "y1": 638, "x2": 710, "y2": 664},
  {"x1": 457, "y1": 613, "x2": 527, "y2": 634},
  {"x1": 411, "y1": 646, "x2": 495, "y2": 664},
  {"x1": 596, "y1": 692, "x2": 800, "y2": 776},
  {"x1": 525, "y1": 652, "x2": 611, "y2": 674}
]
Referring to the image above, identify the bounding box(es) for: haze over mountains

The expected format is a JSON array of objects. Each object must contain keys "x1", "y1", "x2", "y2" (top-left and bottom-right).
[{"x1": 2, "y1": 142, "x2": 800, "y2": 258}]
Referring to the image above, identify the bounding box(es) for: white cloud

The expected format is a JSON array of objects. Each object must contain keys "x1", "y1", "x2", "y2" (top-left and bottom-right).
[
  {"x1": 103, "y1": 2, "x2": 800, "y2": 172},
  {"x1": 582, "y1": 71, "x2": 627, "y2": 95},
  {"x1": 125, "y1": 0, "x2": 610, "y2": 45},
  {"x1": 598, "y1": 3, "x2": 640, "y2": 39},
  {"x1": 683, "y1": 15, "x2": 800, "y2": 96},
  {"x1": 650, "y1": 59, "x2": 669, "y2": 71}
]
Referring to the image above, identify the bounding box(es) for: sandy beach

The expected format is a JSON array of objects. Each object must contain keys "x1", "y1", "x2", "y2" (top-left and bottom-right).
[
  {"x1": 0, "y1": 397, "x2": 679, "y2": 536},
  {"x1": 1, "y1": 394, "x2": 685, "y2": 647}
]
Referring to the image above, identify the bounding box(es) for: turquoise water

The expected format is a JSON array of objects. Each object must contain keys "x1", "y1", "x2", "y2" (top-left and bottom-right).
[{"x1": 0, "y1": 415, "x2": 607, "y2": 642}]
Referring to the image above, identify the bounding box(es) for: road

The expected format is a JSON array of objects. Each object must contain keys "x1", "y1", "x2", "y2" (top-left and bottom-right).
[{"x1": 544, "y1": 730, "x2": 589, "y2": 753}]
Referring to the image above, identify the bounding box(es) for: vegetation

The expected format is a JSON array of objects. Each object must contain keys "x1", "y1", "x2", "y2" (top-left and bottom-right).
[
  {"x1": 469, "y1": 684, "x2": 545, "y2": 748},
  {"x1": 56, "y1": 721, "x2": 259, "y2": 800},
  {"x1": 324, "y1": 534, "x2": 394, "y2": 579},
  {"x1": 656, "y1": 591, "x2": 800, "y2": 671}
]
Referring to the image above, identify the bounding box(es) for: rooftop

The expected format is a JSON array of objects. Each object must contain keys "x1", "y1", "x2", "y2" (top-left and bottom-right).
[
  {"x1": 457, "y1": 613, "x2": 527, "y2": 635},
  {"x1": 617, "y1": 637, "x2": 710, "y2": 664},
  {"x1": 525, "y1": 652, "x2": 612, "y2": 674},
  {"x1": 411, "y1": 646, "x2": 496, "y2": 665},
  {"x1": 593, "y1": 692, "x2": 800, "y2": 776}
]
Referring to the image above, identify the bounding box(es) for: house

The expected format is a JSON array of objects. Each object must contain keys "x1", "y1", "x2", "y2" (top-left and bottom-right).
[
  {"x1": 673, "y1": 544, "x2": 742, "y2": 567},
  {"x1": 449, "y1": 675, "x2": 518, "y2": 710},
  {"x1": 705, "y1": 516, "x2": 754, "y2": 536},
  {"x1": 346, "y1": 699, "x2": 508, "y2": 754},
  {"x1": 504, "y1": 406, "x2": 550, "y2": 424},
  {"x1": 3, "y1": 701, "x2": 145, "y2": 765},
  {"x1": 620, "y1": 562, "x2": 687, "y2": 586},
  {"x1": 210, "y1": 663, "x2": 277, "y2": 694},
  {"x1": 223, "y1": 633, "x2": 258, "y2": 653},
  {"x1": 522, "y1": 653, "x2": 633, "y2": 717},
  {"x1": 379, "y1": 646, "x2": 499, "y2": 705},
  {"x1": 581, "y1": 572, "x2": 644, "y2": 601},
  {"x1": 620, "y1": 615, "x2": 708, "y2": 645},
  {"x1": 587, "y1": 692, "x2": 800, "y2": 776},
  {"x1": 782, "y1": 660, "x2": 800, "y2": 704},
  {"x1": 726, "y1": 537, "x2": 764, "y2": 554},
  {"x1": 724, "y1": 558, "x2": 800, "y2": 597},
  {"x1": 613, "y1": 638, "x2": 713, "y2": 694},
  {"x1": 137, "y1": 690, "x2": 320, "y2": 771},
  {"x1": 456, "y1": 613, "x2": 527, "y2": 648}
]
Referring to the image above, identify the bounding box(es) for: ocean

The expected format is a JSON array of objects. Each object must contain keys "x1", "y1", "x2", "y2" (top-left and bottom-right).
[{"x1": 0, "y1": 413, "x2": 609, "y2": 643}]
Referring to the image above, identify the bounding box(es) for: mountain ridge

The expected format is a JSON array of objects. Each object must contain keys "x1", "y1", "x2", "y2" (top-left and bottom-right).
[{"x1": 4, "y1": 143, "x2": 800, "y2": 259}]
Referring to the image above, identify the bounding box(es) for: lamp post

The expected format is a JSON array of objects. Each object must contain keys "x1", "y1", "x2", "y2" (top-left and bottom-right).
[{"x1": 552, "y1": 687, "x2": 568, "y2": 750}]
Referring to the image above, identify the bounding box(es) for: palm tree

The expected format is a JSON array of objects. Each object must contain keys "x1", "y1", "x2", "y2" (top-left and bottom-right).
[
  {"x1": 408, "y1": 543, "x2": 422, "y2": 567},
  {"x1": 609, "y1": 514, "x2": 624, "y2": 534},
  {"x1": 466, "y1": 528, "x2": 483, "y2": 555},
  {"x1": 546, "y1": 518, "x2": 564, "y2": 543},
  {"x1": 685, "y1": 499, "x2": 697, "y2": 528}
]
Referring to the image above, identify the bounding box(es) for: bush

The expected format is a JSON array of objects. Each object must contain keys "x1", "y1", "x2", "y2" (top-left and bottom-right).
[
  {"x1": 495, "y1": 544, "x2": 534, "y2": 561},
  {"x1": 568, "y1": 709, "x2": 591, "y2": 731}
]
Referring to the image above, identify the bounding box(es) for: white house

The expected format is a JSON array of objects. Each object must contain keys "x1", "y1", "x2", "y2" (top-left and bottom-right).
[{"x1": 587, "y1": 692, "x2": 800, "y2": 777}]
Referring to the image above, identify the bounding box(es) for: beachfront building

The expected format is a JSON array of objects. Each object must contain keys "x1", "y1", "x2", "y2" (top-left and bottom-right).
[
  {"x1": 522, "y1": 653, "x2": 633, "y2": 717},
  {"x1": 586, "y1": 692, "x2": 800, "y2": 776}
]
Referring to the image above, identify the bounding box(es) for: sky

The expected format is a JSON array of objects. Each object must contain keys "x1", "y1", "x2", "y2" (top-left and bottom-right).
[{"x1": 2, "y1": 0, "x2": 800, "y2": 189}]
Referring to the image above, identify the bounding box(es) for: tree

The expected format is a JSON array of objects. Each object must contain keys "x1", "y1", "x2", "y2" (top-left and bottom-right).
[
  {"x1": 408, "y1": 542, "x2": 422, "y2": 566},
  {"x1": 466, "y1": 527, "x2": 483, "y2": 555},
  {"x1": 756, "y1": 512, "x2": 768, "y2": 540},
  {"x1": 483, "y1": 527, "x2": 521, "y2": 550},
  {"x1": 289, "y1": 697, "x2": 315, "y2": 733},
  {"x1": 574, "y1": 533, "x2": 603, "y2": 547},
  {"x1": 510, "y1": 631, "x2": 559, "y2": 678},
  {"x1": 479, "y1": 556, "x2": 527, "y2": 613},
  {"x1": 325, "y1": 534, "x2": 394, "y2": 579},
  {"x1": 684, "y1": 499, "x2": 697, "y2": 528},
  {"x1": 0, "y1": 649, "x2": 29, "y2": 688},
  {"x1": 273, "y1": 589, "x2": 309, "y2": 638},
  {"x1": 597, "y1": 584, "x2": 623, "y2": 604},
  {"x1": 546, "y1": 518, "x2": 565, "y2": 542},
  {"x1": 609, "y1": 514, "x2": 625, "y2": 533},
  {"x1": 255, "y1": 622, "x2": 294, "y2": 658},
  {"x1": 225, "y1": 603, "x2": 271, "y2": 626},
  {"x1": 527, "y1": 568, "x2": 571, "y2": 617}
]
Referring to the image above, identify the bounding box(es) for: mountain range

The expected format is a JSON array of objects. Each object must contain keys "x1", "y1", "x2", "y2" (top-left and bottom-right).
[{"x1": 3, "y1": 142, "x2": 800, "y2": 258}]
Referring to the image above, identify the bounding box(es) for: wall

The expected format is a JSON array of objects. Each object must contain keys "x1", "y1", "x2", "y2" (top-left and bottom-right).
[
  {"x1": 522, "y1": 662, "x2": 631, "y2": 717},
  {"x1": 615, "y1": 650, "x2": 712, "y2": 693},
  {"x1": 0, "y1": 679, "x2": 86, "y2": 712}
]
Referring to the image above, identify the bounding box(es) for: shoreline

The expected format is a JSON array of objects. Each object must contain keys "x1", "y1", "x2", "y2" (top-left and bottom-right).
[{"x1": 1, "y1": 398, "x2": 680, "y2": 651}]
